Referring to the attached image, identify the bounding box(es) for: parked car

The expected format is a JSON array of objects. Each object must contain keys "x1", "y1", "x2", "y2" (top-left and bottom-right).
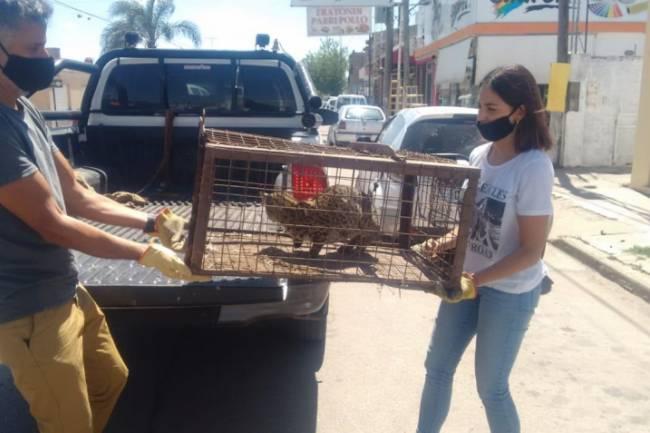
[
  {"x1": 377, "y1": 106, "x2": 483, "y2": 161},
  {"x1": 323, "y1": 96, "x2": 337, "y2": 111},
  {"x1": 355, "y1": 106, "x2": 485, "y2": 235},
  {"x1": 327, "y1": 104, "x2": 386, "y2": 145},
  {"x1": 335, "y1": 94, "x2": 367, "y2": 111}
]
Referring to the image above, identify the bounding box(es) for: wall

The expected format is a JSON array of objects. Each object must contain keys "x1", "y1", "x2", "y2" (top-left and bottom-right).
[
  {"x1": 417, "y1": 0, "x2": 478, "y2": 43},
  {"x1": 476, "y1": 34, "x2": 558, "y2": 84},
  {"x1": 563, "y1": 54, "x2": 644, "y2": 167}
]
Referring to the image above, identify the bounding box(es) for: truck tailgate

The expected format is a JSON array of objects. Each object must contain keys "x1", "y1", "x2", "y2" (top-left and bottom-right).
[{"x1": 74, "y1": 201, "x2": 285, "y2": 308}]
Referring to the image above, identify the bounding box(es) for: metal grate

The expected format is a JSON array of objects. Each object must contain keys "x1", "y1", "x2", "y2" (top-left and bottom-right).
[{"x1": 186, "y1": 124, "x2": 480, "y2": 295}]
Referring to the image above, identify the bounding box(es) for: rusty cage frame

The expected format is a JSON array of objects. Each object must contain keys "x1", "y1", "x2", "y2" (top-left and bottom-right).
[{"x1": 186, "y1": 121, "x2": 480, "y2": 293}]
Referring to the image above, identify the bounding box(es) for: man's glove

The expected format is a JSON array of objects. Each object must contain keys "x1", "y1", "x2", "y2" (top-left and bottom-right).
[
  {"x1": 154, "y1": 208, "x2": 188, "y2": 251},
  {"x1": 442, "y1": 273, "x2": 478, "y2": 303},
  {"x1": 138, "y1": 244, "x2": 210, "y2": 282}
]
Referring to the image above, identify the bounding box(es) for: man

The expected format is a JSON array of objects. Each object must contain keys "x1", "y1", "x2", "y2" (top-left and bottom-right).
[{"x1": 0, "y1": 1, "x2": 206, "y2": 432}]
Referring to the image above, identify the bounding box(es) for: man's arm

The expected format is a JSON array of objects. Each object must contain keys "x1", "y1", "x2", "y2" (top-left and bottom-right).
[
  {"x1": 53, "y1": 150, "x2": 149, "y2": 229},
  {"x1": 0, "y1": 171, "x2": 146, "y2": 260}
]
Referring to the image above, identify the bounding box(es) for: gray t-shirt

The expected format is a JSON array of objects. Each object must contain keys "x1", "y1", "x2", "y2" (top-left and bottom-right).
[{"x1": 0, "y1": 97, "x2": 78, "y2": 323}]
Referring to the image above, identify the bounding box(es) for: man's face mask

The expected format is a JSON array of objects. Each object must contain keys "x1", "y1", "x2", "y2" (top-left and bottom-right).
[
  {"x1": 0, "y1": 41, "x2": 55, "y2": 93},
  {"x1": 476, "y1": 107, "x2": 518, "y2": 142}
]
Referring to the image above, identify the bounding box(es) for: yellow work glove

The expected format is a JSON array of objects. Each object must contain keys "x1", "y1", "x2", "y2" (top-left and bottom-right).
[
  {"x1": 442, "y1": 273, "x2": 478, "y2": 303},
  {"x1": 155, "y1": 208, "x2": 188, "y2": 252},
  {"x1": 138, "y1": 244, "x2": 210, "y2": 282}
]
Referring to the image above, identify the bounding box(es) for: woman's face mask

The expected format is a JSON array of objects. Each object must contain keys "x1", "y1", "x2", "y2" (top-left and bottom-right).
[
  {"x1": 476, "y1": 107, "x2": 518, "y2": 142},
  {"x1": 0, "y1": 41, "x2": 55, "y2": 93}
]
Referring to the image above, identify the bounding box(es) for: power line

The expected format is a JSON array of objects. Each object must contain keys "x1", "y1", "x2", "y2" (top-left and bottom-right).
[{"x1": 53, "y1": 0, "x2": 110, "y2": 23}]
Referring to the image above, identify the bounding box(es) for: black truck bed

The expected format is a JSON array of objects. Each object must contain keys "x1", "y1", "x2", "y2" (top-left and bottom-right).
[{"x1": 74, "y1": 201, "x2": 285, "y2": 308}]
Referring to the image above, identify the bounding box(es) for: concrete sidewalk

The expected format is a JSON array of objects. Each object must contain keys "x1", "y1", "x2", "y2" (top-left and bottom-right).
[{"x1": 550, "y1": 167, "x2": 650, "y2": 301}]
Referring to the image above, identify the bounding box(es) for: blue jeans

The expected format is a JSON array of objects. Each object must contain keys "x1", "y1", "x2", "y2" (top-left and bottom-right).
[{"x1": 416, "y1": 284, "x2": 542, "y2": 433}]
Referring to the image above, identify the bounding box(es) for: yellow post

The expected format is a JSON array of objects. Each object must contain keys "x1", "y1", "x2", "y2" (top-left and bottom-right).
[{"x1": 631, "y1": 11, "x2": 650, "y2": 190}]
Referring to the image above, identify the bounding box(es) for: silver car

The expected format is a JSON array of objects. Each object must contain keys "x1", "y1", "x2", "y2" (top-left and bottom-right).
[
  {"x1": 327, "y1": 105, "x2": 386, "y2": 145},
  {"x1": 354, "y1": 106, "x2": 485, "y2": 236}
]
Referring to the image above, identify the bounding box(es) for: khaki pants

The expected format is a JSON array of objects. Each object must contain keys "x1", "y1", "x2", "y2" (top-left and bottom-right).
[{"x1": 0, "y1": 285, "x2": 128, "y2": 433}]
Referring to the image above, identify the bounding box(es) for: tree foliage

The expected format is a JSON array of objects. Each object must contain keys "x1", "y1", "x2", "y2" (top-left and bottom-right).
[
  {"x1": 101, "y1": 0, "x2": 202, "y2": 53},
  {"x1": 303, "y1": 38, "x2": 349, "y2": 96}
]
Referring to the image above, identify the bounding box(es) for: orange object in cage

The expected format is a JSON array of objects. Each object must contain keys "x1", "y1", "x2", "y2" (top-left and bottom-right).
[{"x1": 291, "y1": 164, "x2": 327, "y2": 201}]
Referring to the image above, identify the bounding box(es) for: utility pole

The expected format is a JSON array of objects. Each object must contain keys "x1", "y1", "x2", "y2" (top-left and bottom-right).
[
  {"x1": 557, "y1": 0, "x2": 570, "y2": 63},
  {"x1": 402, "y1": 0, "x2": 410, "y2": 108},
  {"x1": 383, "y1": 6, "x2": 394, "y2": 114},
  {"x1": 368, "y1": 34, "x2": 373, "y2": 101},
  {"x1": 631, "y1": 11, "x2": 650, "y2": 190},
  {"x1": 552, "y1": 0, "x2": 571, "y2": 166},
  {"x1": 396, "y1": 5, "x2": 402, "y2": 111}
]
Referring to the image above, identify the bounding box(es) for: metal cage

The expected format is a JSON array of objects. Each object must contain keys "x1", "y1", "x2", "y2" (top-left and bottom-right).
[{"x1": 186, "y1": 122, "x2": 479, "y2": 294}]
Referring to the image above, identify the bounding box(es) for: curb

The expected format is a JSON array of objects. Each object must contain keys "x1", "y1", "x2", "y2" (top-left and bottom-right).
[{"x1": 550, "y1": 237, "x2": 650, "y2": 303}]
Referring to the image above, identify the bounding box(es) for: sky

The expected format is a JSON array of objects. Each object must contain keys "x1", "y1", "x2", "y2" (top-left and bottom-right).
[{"x1": 47, "y1": 0, "x2": 374, "y2": 62}]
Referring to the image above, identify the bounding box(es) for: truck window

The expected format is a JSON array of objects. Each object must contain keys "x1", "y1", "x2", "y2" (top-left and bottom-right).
[
  {"x1": 166, "y1": 63, "x2": 235, "y2": 113},
  {"x1": 237, "y1": 65, "x2": 297, "y2": 115},
  {"x1": 101, "y1": 64, "x2": 163, "y2": 114},
  {"x1": 31, "y1": 69, "x2": 90, "y2": 112}
]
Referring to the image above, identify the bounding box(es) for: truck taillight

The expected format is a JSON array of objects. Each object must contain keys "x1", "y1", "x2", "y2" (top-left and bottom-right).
[
  {"x1": 291, "y1": 164, "x2": 327, "y2": 201},
  {"x1": 338, "y1": 121, "x2": 347, "y2": 130}
]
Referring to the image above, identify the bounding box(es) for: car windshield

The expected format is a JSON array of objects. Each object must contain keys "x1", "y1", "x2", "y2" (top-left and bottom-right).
[
  {"x1": 344, "y1": 107, "x2": 384, "y2": 121},
  {"x1": 400, "y1": 117, "x2": 486, "y2": 157},
  {"x1": 377, "y1": 114, "x2": 406, "y2": 148}
]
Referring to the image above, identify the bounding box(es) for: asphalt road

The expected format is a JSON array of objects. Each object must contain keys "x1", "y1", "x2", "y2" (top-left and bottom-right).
[{"x1": 2, "y1": 244, "x2": 650, "y2": 433}]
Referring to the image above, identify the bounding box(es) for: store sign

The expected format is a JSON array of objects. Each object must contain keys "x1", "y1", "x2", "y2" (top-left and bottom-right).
[
  {"x1": 307, "y1": 7, "x2": 372, "y2": 36},
  {"x1": 292, "y1": 0, "x2": 392, "y2": 6},
  {"x1": 483, "y1": 0, "x2": 647, "y2": 21}
]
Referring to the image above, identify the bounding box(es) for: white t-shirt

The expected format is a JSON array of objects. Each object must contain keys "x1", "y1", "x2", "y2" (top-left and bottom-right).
[{"x1": 463, "y1": 143, "x2": 554, "y2": 294}]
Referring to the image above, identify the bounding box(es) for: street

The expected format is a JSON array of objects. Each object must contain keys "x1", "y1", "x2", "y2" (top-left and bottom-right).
[{"x1": 2, "y1": 244, "x2": 649, "y2": 433}]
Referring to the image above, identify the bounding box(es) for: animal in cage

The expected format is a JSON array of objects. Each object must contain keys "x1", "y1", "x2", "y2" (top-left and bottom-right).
[{"x1": 262, "y1": 184, "x2": 380, "y2": 258}]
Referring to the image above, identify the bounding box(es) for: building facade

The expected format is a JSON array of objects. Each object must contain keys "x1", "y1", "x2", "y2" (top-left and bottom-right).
[{"x1": 414, "y1": 0, "x2": 648, "y2": 107}]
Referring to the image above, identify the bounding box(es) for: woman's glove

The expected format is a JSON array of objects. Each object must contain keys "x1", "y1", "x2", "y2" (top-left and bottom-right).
[
  {"x1": 443, "y1": 273, "x2": 478, "y2": 303},
  {"x1": 138, "y1": 244, "x2": 209, "y2": 282},
  {"x1": 154, "y1": 208, "x2": 188, "y2": 251}
]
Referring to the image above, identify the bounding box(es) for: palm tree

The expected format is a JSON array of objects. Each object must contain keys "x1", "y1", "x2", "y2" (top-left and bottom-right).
[{"x1": 101, "y1": 0, "x2": 202, "y2": 52}]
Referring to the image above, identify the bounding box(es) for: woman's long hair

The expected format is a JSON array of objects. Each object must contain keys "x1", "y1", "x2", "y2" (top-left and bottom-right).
[{"x1": 480, "y1": 65, "x2": 554, "y2": 152}]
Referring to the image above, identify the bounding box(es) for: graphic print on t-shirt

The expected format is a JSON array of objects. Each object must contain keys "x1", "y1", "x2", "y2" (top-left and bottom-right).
[{"x1": 469, "y1": 182, "x2": 507, "y2": 259}]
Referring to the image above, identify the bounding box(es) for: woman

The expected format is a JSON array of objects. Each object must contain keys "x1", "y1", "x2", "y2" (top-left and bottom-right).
[{"x1": 416, "y1": 65, "x2": 554, "y2": 433}]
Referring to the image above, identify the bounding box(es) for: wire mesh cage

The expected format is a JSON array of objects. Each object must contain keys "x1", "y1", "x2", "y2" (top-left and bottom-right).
[{"x1": 185, "y1": 122, "x2": 480, "y2": 294}]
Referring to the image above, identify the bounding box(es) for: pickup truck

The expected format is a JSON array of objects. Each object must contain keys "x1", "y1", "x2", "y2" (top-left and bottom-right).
[{"x1": 40, "y1": 43, "x2": 337, "y2": 360}]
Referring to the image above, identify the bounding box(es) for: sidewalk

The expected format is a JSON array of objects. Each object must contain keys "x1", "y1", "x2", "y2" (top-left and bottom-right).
[{"x1": 550, "y1": 166, "x2": 650, "y2": 301}]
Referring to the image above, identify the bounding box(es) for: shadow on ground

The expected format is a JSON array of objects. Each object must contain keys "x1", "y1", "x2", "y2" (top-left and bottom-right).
[
  {"x1": 1, "y1": 320, "x2": 321, "y2": 433},
  {"x1": 556, "y1": 169, "x2": 650, "y2": 223}
]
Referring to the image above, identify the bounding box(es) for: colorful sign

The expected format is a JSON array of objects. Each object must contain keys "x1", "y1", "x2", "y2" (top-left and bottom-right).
[
  {"x1": 490, "y1": 0, "x2": 648, "y2": 19},
  {"x1": 307, "y1": 6, "x2": 372, "y2": 36},
  {"x1": 291, "y1": 0, "x2": 392, "y2": 6},
  {"x1": 589, "y1": 0, "x2": 648, "y2": 18}
]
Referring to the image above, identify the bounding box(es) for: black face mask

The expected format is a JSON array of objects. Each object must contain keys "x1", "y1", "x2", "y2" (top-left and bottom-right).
[
  {"x1": 0, "y1": 42, "x2": 55, "y2": 93},
  {"x1": 476, "y1": 108, "x2": 518, "y2": 142}
]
